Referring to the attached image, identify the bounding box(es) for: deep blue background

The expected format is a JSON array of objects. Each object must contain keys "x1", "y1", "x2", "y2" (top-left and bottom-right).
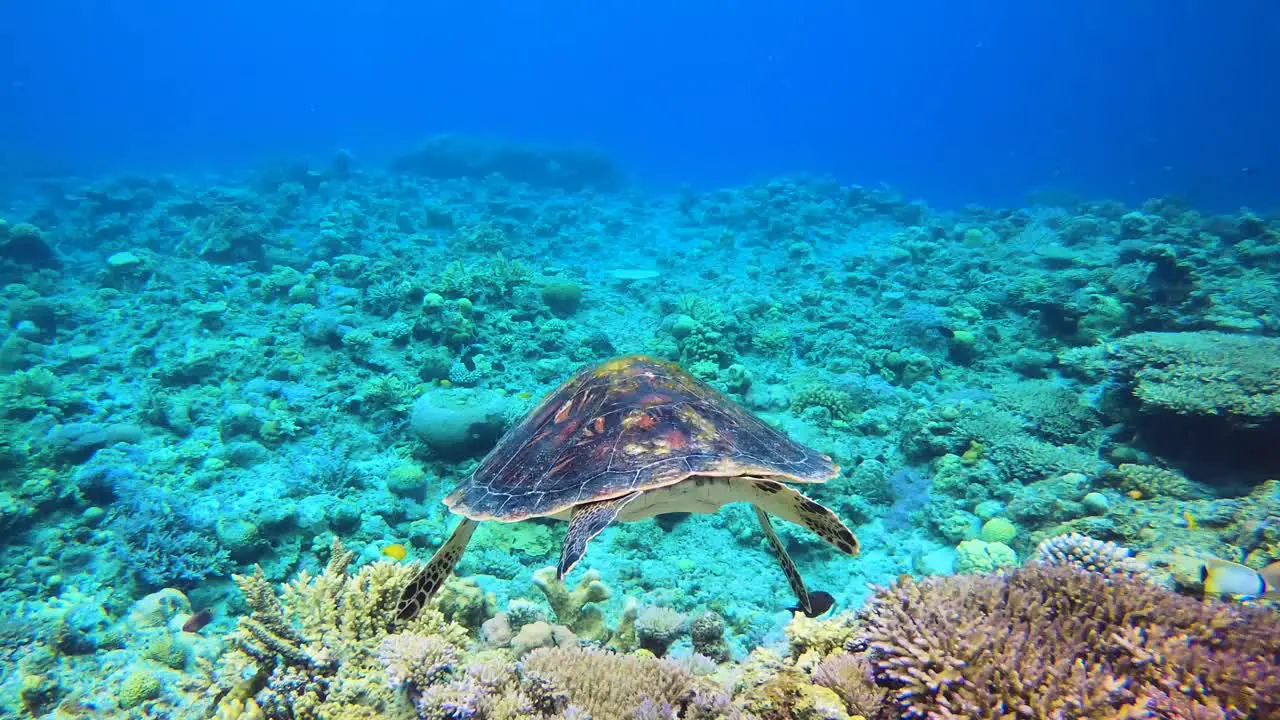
[{"x1": 1, "y1": 1, "x2": 1277, "y2": 210}]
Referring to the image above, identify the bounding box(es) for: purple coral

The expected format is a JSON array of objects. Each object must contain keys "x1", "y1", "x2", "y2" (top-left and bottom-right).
[
  {"x1": 378, "y1": 633, "x2": 459, "y2": 693},
  {"x1": 856, "y1": 565, "x2": 1280, "y2": 718}
]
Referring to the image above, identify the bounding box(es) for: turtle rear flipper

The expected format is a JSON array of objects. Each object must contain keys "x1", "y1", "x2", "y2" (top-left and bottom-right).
[
  {"x1": 741, "y1": 478, "x2": 859, "y2": 556},
  {"x1": 558, "y1": 491, "x2": 642, "y2": 578},
  {"x1": 396, "y1": 518, "x2": 479, "y2": 621},
  {"x1": 753, "y1": 505, "x2": 817, "y2": 616}
]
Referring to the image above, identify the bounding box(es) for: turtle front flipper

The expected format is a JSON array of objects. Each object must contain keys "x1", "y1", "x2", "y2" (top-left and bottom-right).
[
  {"x1": 558, "y1": 491, "x2": 642, "y2": 578},
  {"x1": 396, "y1": 518, "x2": 479, "y2": 621},
  {"x1": 739, "y1": 478, "x2": 860, "y2": 557},
  {"x1": 753, "y1": 505, "x2": 817, "y2": 616}
]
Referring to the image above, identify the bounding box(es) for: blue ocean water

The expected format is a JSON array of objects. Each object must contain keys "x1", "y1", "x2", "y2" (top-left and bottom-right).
[
  {"x1": 1, "y1": 3, "x2": 1279, "y2": 718},
  {"x1": 3, "y1": 1, "x2": 1279, "y2": 209}
]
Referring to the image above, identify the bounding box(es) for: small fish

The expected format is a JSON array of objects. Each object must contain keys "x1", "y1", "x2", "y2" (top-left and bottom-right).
[
  {"x1": 382, "y1": 543, "x2": 408, "y2": 562},
  {"x1": 1184, "y1": 511, "x2": 1198, "y2": 530},
  {"x1": 182, "y1": 609, "x2": 213, "y2": 633},
  {"x1": 1199, "y1": 558, "x2": 1280, "y2": 599},
  {"x1": 788, "y1": 590, "x2": 835, "y2": 618}
]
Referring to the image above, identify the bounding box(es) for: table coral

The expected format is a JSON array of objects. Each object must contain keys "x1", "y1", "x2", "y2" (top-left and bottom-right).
[{"x1": 1107, "y1": 331, "x2": 1280, "y2": 418}]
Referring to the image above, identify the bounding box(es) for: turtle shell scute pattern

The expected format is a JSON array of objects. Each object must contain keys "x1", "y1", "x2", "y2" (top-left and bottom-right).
[{"x1": 446, "y1": 355, "x2": 838, "y2": 520}]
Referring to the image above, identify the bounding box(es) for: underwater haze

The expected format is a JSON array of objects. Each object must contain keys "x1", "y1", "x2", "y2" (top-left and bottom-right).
[
  {"x1": 3, "y1": 1, "x2": 1280, "y2": 209},
  {"x1": 2, "y1": 2, "x2": 1280, "y2": 719}
]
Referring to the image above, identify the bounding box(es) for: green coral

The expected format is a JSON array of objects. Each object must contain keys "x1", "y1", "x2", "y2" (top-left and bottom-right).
[
  {"x1": 791, "y1": 383, "x2": 859, "y2": 423},
  {"x1": 541, "y1": 279, "x2": 583, "y2": 316},
  {"x1": 954, "y1": 539, "x2": 1018, "y2": 573},
  {"x1": 979, "y1": 517, "x2": 1017, "y2": 543},
  {"x1": 119, "y1": 671, "x2": 161, "y2": 709},
  {"x1": 143, "y1": 633, "x2": 189, "y2": 670}
]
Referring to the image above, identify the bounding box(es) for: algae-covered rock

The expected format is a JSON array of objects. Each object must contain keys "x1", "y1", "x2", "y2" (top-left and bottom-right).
[
  {"x1": 409, "y1": 387, "x2": 512, "y2": 459},
  {"x1": 118, "y1": 671, "x2": 161, "y2": 709}
]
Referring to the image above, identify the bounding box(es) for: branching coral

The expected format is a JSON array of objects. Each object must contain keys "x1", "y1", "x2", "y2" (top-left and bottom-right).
[
  {"x1": 210, "y1": 538, "x2": 469, "y2": 719},
  {"x1": 811, "y1": 653, "x2": 883, "y2": 719},
  {"x1": 531, "y1": 566, "x2": 612, "y2": 642},
  {"x1": 855, "y1": 564, "x2": 1280, "y2": 719},
  {"x1": 522, "y1": 646, "x2": 724, "y2": 720}
]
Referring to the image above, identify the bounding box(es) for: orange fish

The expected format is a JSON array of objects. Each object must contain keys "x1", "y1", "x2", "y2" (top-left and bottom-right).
[{"x1": 382, "y1": 544, "x2": 408, "y2": 561}]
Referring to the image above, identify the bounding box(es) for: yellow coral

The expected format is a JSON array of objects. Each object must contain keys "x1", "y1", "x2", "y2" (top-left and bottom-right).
[
  {"x1": 531, "y1": 566, "x2": 613, "y2": 642},
  {"x1": 523, "y1": 646, "x2": 715, "y2": 719},
  {"x1": 213, "y1": 697, "x2": 266, "y2": 720},
  {"x1": 1110, "y1": 463, "x2": 1206, "y2": 500},
  {"x1": 784, "y1": 611, "x2": 857, "y2": 658},
  {"x1": 211, "y1": 538, "x2": 469, "y2": 719},
  {"x1": 736, "y1": 666, "x2": 851, "y2": 720}
]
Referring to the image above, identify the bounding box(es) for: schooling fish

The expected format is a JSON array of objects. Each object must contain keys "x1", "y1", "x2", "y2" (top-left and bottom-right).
[
  {"x1": 788, "y1": 590, "x2": 835, "y2": 618},
  {"x1": 1199, "y1": 558, "x2": 1280, "y2": 599}
]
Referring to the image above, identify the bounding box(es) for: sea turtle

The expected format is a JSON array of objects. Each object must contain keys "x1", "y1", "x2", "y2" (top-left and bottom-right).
[{"x1": 396, "y1": 355, "x2": 859, "y2": 621}]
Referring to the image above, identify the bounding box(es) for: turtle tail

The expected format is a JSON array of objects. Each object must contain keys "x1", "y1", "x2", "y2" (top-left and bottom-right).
[{"x1": 395, "y1": 518, "x2": 479, "y2": 621}]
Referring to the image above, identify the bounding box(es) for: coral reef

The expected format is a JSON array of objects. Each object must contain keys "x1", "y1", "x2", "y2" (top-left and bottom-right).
[
  {"x1": 856, "y1": 564, "x2": 1280, "y2": 719},
  {"x1": 207, "y1": 538, "x2": 469, "y2": 718},
  {"x1": 3, "y1": 136, "x2": 1280, "y2": 717}
]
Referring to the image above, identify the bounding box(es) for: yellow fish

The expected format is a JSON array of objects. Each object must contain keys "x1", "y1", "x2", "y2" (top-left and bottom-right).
[
  {"x1": 381, "y1": 543, "x2": 408, "y2": 562},
  {"x1": 1183, "y1": 511, "x2": 1198, "y2": 530},
  {"x1": 1199, "y1": 557, "x2": 1280, "y2": 599}
]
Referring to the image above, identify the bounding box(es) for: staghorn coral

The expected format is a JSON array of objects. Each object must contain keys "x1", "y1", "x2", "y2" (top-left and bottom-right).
[
  {"x1": 855, "y1": 564, "x2": 1280, "y2": 719},
  {"x1": 210, "y1": 538, "x2": 469, "y2": 719},
  {"x1": 378, "y1": 633, "x2": 460, "y2": 693},
  {"x1": 1035, "y1": 532, "x2": 1149, "y2": 579},
  {"x1": 522, "y1": 646, "x2": 723, "y2": 720},
  {"x1": 811, "y1": 653, "x2": 883, "y2": 719}
]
